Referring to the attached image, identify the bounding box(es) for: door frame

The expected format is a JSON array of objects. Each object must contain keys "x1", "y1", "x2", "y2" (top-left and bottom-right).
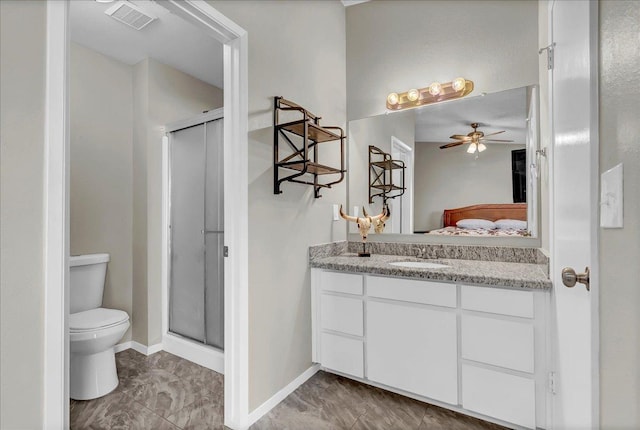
[
  {"x1": 43, "y1": 1, "x2": 250, "y2": 428},
  {"x1": 547, "y1": 0, "x2": 600, "y2": 427},
  {"x1": 390, "y1": 136, "x2": 413, "y2": 234}
]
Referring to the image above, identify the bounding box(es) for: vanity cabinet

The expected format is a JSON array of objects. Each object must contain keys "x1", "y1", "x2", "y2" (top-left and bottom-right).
[{"x1": 311, "y1": 268, "x2": 549, "y2": 430}]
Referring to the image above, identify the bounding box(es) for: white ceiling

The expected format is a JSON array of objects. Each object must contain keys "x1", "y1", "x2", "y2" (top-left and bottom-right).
[
  {"x1": 414, "y1": 86, "x2": 528, "y2": 144},
  {"x1": 70, "y1": 0, "x2": 223, "y2": 88}
]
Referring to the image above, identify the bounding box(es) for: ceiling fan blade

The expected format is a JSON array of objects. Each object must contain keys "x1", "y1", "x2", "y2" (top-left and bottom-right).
[
  {"x1": 449, "y1": 134, "x2": 471, "y2": 140},
  {"x1": 439, "y1": 141, "x2": 465, "y2": 149},
  {"x1": 482, "y1": 130, "x2": 506, "y2": 137},
  {"x1": 481, "y1": 138, "x2": 514, "y2": 143}
]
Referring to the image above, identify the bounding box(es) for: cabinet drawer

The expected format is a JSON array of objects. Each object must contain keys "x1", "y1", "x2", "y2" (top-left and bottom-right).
[
  {"x1": 462, "y1": 364, "x2": 536, "y2": 429},
  {"x1": 367, "y1": 276, "x2": 456, "y2": 308},
  {"x1": 320, "y1": 294, "x2": 363, "y2": 336},
  {"x1": 320, "y1": 332, "x2": 363, "y2": 378},
  {"x1": 321, "y1": 271, "x2": 363, "y2": 295},
  {"x1": 461, "y1": 285, "x2": 534, "y2": 318},
  {"x1": 461, "y1": 315, "x2": 534, "y2": 373}
]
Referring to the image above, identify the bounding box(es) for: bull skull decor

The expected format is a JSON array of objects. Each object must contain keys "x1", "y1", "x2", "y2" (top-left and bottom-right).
[
  {"x1": 339, "y1": 205, "x2": 389, "y2": 257},
  {"x1": 363, "y1": 205, "x2": 390, "y2": 234}
]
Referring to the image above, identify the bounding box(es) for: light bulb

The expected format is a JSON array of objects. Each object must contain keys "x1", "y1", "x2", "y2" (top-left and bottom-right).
[
  {"x1": 387, "y1": 92, "x2": 399, "y2": 105},
  {"x1": 428, "y1": 82, "x2": 442, "y2": 96},
  {"x1": 452, "y1": 77, "x2": 466, "y2": 92},
  {"x1": 477, "y1": 143, "x2": 487, "y2": 152},
  {"x1": 407, "y1": 89, "x2": 420, "y2": 102},
  {"x1": 467, "y1": 143, "x2": 477, "y2": 154}
]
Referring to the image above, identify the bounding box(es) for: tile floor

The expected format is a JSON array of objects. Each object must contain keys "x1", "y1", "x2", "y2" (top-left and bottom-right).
[{"x1": 70, "y1": 350, "x2": 506, "y2": 430}]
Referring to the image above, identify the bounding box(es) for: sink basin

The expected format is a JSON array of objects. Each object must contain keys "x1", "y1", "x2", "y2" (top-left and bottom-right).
[{"x1": 389, "y1": 261, "x2": 449, "y2": 269}]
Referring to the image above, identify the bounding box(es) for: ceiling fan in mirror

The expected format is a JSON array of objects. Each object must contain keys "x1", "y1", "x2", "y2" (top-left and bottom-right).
[{"x1": 439, "y1": 122, "x2": 513, "y2": 154}]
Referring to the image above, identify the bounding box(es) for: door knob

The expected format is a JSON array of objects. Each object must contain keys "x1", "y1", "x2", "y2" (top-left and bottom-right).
[{"x1": 561, "y1": 267, "x2": 590, "y2": 291}]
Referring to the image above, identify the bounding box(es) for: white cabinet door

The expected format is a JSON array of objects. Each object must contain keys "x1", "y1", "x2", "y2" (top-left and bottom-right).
[
  {"x1": 462, "y1": 364, "x2": 536, "y2": 429},
  {"x1": 367, "y1": 300, "x2": 458, "y2": 404}
]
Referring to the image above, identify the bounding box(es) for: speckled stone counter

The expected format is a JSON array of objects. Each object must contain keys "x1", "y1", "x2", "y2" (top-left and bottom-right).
[{"x1": 309, "y1": 252, "x2": 551, "y2": 290}]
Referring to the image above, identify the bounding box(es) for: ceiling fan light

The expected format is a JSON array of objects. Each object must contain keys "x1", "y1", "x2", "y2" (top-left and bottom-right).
[
  {"x1": 387, "y1": 92, "x2": 399, "y2": 105},
  {"x1": 452, "y1": 77, "x2": 466, "y2": 92},
  {"x1": 467, "y1": 143, "x2": 477, "y2": 154},
  {"x1": 428, "y1": 82, "x2": 442, "y2": 96},
  {"x1": 477, "y1": 143, "x2": 487, "y2": 152},
  {"x1": 407, "y1": 89, "x2": 420, "y2": 102}
]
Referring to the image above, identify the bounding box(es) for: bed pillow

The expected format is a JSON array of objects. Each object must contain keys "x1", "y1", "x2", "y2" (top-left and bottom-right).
[
  {"x1": 456, "y1": 219, "x2": 496, "y2": 230},
  {"x1": 495, "y1": 219, "x2": 528, "y2": 230}
]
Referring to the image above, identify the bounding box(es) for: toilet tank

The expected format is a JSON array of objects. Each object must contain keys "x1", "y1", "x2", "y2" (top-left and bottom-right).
[{"x1": 69, "y1": 253, "x2": 110, "y2": 314}]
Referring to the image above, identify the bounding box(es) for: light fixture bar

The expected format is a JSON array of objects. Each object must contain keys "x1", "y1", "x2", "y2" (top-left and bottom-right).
[{"x1": 386, "y1": 78, "x2": 474, "y2": 110}]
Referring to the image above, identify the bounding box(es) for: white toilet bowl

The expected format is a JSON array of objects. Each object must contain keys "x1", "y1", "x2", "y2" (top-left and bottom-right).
[
  {"x1": 69, "y1": 254, "x2": 130, "y2": 400},
  {"x1": 69, "y1": 308, "x2": 130, "y2": 400}
]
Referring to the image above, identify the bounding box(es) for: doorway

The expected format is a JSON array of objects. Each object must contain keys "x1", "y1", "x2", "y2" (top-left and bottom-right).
[
  {"x1": 390, "y1": 136, "x2": 414, "y2": 234},
  {"x1": 43, "y1": 1, "x2": 248, "y2": 428}
]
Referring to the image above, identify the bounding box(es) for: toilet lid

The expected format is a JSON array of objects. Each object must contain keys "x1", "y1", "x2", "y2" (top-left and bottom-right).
[{"x1": 69, "y1": 308, "x2": 129, "y2": 333}]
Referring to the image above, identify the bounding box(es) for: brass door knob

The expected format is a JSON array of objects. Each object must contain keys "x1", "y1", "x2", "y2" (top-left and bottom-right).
[{"x1": 561, "y1": 267, "x2": 590, "y2": 291}]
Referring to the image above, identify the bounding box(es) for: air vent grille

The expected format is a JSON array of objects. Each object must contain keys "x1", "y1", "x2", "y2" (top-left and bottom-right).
[{"x1": 105, "y1": 1, "x2": 156, "y2": 31}]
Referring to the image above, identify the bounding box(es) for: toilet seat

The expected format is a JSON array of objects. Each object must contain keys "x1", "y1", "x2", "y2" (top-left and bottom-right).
[{"x1": 70, "y1": 307, "x2": 129, "y2": 333}]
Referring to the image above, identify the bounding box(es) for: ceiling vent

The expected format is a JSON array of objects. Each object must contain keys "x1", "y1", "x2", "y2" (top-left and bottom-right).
[{"x1": 104, "y1": 1, "x2": 157, "y2": 31}]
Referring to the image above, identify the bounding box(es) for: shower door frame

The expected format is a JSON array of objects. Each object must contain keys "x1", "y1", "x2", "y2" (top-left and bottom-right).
[{"x1": 163, "y1": 108, "x2": 225, "y2": 359}]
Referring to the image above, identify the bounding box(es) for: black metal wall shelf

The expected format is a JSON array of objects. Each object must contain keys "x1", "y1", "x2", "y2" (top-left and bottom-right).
[
  {"x1": 369, "y1": 145, "x2": 406, "y2": 204},
  {"x1": 274, "y1": 97, "x2": 346, "y2": 198}
]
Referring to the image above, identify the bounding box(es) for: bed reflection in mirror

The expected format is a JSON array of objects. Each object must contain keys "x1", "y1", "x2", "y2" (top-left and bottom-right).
[{"x1": 347, "y1": 85, "x2": 539, "y2": 238}]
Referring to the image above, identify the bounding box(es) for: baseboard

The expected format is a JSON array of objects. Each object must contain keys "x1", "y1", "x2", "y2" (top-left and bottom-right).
[
  {"x1": 162, "y1": 333, "x2": 224, "y2": 374},
  {"x1": 114, "y1": 341, "x2": 163, "y2": 356},
  {"x1": 246, "y1": 364, "x2": 320, "y2": 428}
]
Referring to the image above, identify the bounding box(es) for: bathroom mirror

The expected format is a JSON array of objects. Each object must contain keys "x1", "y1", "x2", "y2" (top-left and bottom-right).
[{"x1": 347, "y1": 85, "x2": 540, "y2": 244}]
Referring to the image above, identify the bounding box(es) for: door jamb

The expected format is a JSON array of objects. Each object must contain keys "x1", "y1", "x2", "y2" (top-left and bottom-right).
[{"x1": 43, "y1": 1, "x2": 250, "y2": 428}]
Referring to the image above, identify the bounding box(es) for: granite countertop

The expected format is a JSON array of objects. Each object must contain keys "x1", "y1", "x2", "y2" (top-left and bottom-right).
[{"x1": 310, "y1": 253, "x2": 552, "y2": 290}]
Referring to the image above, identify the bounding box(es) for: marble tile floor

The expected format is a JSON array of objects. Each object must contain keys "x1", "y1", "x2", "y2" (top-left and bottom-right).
[{"x1": 70, "y1": 350, "x2": 506, "y2": 430}]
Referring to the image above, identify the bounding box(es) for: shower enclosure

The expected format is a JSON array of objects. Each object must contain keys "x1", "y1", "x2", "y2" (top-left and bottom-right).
[{"x1": 168, "y1": 109, "x2": 224, "y2": 350}]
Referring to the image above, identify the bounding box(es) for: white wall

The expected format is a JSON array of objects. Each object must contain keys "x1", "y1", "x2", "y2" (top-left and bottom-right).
[
  {"x1": 414, "y1": 142, "x2": 525, "y2": 231},
  {"x1": 599, "y1": 1, "x2": 640, "y2": 427},
  {"x1": 209, "y1": 0, "x2": 347, "y2": 411},
  {"x1": 133, "y1": 58, "x2": 224, "y2": 346},
  {"x1": 346, "y1": 0, "x2": 539, "y2": 121},
  {"x1": 70, "y1": 43, "x2": 134, "y2": 342},
  {"x1": 0, "y1": 1, "x2": 46, "y2": 428}
]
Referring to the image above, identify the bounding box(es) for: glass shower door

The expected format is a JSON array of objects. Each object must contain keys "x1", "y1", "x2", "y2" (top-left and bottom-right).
[
  {"x1": 169, "y1": 117, "x2": 224, "y2": 348},
  {"x1": 204, "y1": 119, "x2": 224, "y2": 349},
  {"x1": 169, "y1": 124, "x2": 206, "y2": 342}
]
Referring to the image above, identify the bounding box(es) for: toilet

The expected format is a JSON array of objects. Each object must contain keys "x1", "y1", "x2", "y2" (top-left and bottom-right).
[{"x1": 69, "y1": 253, "x2": 130, "y2": 400}]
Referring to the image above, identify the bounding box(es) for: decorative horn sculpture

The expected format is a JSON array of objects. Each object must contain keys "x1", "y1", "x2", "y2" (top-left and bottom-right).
[
  {"x1": 339, "y1": 205, "x2": 372, "y2": 257},
  {"x1": 364, "y1": 205, "x2": 390, "y2": 234}
]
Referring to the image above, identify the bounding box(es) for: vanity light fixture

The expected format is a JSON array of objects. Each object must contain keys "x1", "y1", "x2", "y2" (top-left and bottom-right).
[
  {"x1": 386, "y1": 92, "x2": 399, "y2": 105},
  {"x1": 386, "y1": 78, "x2": 474, "y2": 111},
  {"x1": 428, "y1": 82, "x2": 442, "y2": 96},
  {"x1": 407, "y1": 89, "x2": 420, "y2": 102}
]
